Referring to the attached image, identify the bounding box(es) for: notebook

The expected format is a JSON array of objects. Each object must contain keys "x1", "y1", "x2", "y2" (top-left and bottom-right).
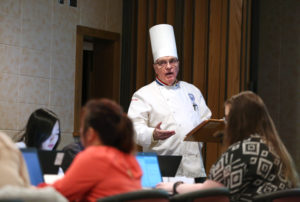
[
  {"x1": 157, "y1": 155, "x2": 182, "y2": 177},
  {"x1": 38, "y1": 150, "x2": 65, "y2": 174},
  {"x1": 20, "y1": 148, "x2": 44, "y2": 186},
  {"x1": 136, "y1": 152, "x2": 162, "y2": 188}
]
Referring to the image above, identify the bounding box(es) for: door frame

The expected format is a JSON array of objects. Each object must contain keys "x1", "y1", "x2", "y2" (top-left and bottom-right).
[{"x1": 73, "y1": 25, "x2": 120, "y2": 136}]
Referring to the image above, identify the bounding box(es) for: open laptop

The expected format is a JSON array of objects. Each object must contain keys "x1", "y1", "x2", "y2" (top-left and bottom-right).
[
  {"x1": 157, "y1": 155, "x2": 182, "y2": 177},
  {"x1": 38, "y1": 150, "x2": 65, "y2": 174},
  {"x1": 136, "y1": 152, "x2": 162, "y2": 189},
  {"x1": 20, "y1": 148, "x2": 44, "y2": 186}
]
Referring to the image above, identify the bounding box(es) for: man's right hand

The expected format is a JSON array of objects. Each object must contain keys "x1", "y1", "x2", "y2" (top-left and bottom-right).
[{"x1": 153, "y1": 122, "x2": 175, "y2": 140}]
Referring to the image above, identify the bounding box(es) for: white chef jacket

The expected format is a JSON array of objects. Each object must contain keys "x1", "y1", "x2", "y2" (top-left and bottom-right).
[{"x1": 128, "y1": 79, "x2": 211, "y2": 178}]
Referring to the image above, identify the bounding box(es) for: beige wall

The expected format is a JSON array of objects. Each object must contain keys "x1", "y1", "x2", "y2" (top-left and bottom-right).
[
  {"x1": 257, "y1": 0, "x2": 300, "y2": 172},
  {"x1": 0, "y1": 0, "x2": 123, "y2": 149}
]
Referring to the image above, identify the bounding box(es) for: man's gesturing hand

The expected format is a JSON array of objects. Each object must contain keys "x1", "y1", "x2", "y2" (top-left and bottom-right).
[{"x1": 153, "y1": 122, "x2": 175, "y2": 140}]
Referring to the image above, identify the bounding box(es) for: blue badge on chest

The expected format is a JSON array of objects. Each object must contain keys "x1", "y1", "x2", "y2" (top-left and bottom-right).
[
  {"x1": 188, "y1": 93, "x2": 198, "y2": 111},
  {"x1": 188, "y1": 93, "x2": 195, "y2": 102}
]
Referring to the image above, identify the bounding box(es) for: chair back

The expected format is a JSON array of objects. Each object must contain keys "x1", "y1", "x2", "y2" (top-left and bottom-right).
[
  {"x1": 253, "y1": 188, "x2": 300, "y2": 202},
  {"x1": 97, "y1": 189, "x2": 170, "y2": 202},
  {"x1": 170, "y1": 187, "x2": 230, "y2": 202}
]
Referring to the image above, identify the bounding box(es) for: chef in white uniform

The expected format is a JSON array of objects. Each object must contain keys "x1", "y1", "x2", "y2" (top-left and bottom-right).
[{"x1": 128, "y1": 24, "x2": 211, "y2": 182}]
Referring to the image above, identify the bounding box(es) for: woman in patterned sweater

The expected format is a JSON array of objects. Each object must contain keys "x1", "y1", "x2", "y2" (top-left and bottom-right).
[{"x1": 156, "y1": 91, "x2": 299, "y2": 201}]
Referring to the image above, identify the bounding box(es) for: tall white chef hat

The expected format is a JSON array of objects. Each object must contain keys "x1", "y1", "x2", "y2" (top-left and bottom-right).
[{"x1": 149, "y1": 24, "x2": 178, "y2": 62}]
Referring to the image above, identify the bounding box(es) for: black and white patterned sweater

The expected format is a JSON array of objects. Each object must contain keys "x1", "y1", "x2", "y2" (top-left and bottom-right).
[{"x1": 208, "y1": 134, "x2": 292, "y2": 201}]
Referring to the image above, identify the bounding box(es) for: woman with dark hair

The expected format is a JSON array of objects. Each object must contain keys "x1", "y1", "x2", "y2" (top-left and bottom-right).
[
  {"x1": 17, "y1": 108, "x2": 61, "y2": 150},
  {"x1": 157, "y1": 91, "x2": 299, "y2": 201},
  {"x1": 39, "y1": 99, "x2": 142, "y2": 201}
]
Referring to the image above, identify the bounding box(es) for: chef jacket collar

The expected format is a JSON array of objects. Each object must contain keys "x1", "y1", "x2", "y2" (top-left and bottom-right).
[{"x1": 155, "y1": 77, "x2": 180, "y2": 88}]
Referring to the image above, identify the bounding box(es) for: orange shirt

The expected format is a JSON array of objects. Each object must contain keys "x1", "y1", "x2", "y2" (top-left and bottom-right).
[{"x1": 40, "y1": 146, "x2": 142, "y2": 202}]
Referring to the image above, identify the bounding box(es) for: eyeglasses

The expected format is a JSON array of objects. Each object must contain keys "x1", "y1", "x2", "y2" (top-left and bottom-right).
[{"x1": 154, "y1": 58, "x2": 179, "y2": 68}]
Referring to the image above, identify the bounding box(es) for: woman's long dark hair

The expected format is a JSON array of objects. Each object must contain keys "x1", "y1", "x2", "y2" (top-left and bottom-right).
[
  {"x1": 19, "y1": 108, "x2": 61, "y2": 150},
  {"x1": 82, "y1": 99, "x2": 135, "y2": 154},
  {"x1": 223, "y1": 91, "x2": 299, "y2": 187}
]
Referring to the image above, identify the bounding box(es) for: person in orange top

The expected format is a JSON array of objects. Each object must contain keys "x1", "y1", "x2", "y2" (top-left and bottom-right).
[{"x1": 39, "y1": 99, "x2": 142, "y2": 202}]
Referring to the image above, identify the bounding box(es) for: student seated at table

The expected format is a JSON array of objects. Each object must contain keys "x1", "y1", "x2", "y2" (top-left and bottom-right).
[
  {"x1": 16, "y1": 108, "x2": 61, "y2": 151},
  {"x1": 156, "y1": 91, "x2": 299, "y2": 201},
  {"x1": 0, "y1": 132, "x2": 67, "y2": 201},
  {"x1": 39, "y1": 99, "x2": 142, "y2": 202},
  {"x1": 60, "y1": 139, "x2": 84, "y2": 172},
  {"x1": 0, "y1": 131, "x2": 30, "y2": 188}
]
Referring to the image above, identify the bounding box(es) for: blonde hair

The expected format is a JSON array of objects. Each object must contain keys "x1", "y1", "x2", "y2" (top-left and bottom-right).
[
  {"x1": 0, "y1": 132, "x2": 30, "y2": 187},
  {"x1": 224, "y1": 91, "x2": 299, "y2": 187}
]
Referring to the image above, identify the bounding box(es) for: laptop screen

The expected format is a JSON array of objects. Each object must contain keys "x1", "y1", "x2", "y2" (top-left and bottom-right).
[
  {"x1": 136, "y1": 152, "x2": 162, "y2": 188},
  {"x1": 21, "y1": 148, "x2": 44, "y2": 186},
  {"x1": 38, "y1": 150, "x2": 65, "y2": 174},
  {"x1": 158, "y1": 155, "x2": 182, "y2": 177}
]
